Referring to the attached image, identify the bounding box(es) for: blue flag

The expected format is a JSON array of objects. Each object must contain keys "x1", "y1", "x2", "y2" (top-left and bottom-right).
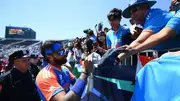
[{"x1": 131, "y1": 55, "x2": 180, "y2": 101}]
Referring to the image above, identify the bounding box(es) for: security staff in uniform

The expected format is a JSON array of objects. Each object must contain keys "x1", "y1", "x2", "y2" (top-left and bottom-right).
[{"x1": 0, "y1": 50, "x2": 41, "y2": 101}]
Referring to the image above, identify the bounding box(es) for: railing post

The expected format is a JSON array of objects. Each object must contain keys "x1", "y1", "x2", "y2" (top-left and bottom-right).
[
  {"x1": 131, "y1": 55, "x2": 133, "y2": 66},
  {"x1": 146, "y1": 52, "x2": 148, "y2": 57},
  {"x1": 125, "y1": 58, "x2": 127, "y2": 65}
]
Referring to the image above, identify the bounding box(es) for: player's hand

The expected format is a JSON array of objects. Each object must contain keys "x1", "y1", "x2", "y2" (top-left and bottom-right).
[
  {"x1": 117, "y1": 45, "x2": 138, "y2": 60},
  {"x1": 82, "y1": 57, "x2": 93, "y2": 73}
]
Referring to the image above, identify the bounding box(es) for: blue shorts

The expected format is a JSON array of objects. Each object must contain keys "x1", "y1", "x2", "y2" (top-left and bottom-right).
[{"x1": 166, "y1": 10, "x2": 180, "y2": 35}]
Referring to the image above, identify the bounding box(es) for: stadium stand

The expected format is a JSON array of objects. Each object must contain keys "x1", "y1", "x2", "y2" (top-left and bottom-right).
[{"x1": 0, "y1": 38, "x2": 42, "y2": 58}]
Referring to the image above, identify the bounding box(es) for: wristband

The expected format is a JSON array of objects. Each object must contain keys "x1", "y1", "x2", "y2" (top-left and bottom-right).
[{"x1": 71, "y1": 79, "x2": 87, "y2": 97}]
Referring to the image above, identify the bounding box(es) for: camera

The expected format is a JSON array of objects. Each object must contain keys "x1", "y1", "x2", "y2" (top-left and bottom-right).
[
  {"x1": 83, "y1": 29, "x2": 90, "y2": 34},
  {"x1": 83, "y1": 29, "x2": 93, "y2": 35}
]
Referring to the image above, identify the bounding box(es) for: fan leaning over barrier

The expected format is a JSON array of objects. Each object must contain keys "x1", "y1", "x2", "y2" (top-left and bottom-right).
[{"x1": 118, "y1": 0, "x2": 180, "y2": 60}]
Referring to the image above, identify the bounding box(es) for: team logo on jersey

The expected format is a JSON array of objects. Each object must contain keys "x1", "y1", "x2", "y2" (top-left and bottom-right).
[{"x1": 58, "y1": 74, "x2": 64, "y2": 85}]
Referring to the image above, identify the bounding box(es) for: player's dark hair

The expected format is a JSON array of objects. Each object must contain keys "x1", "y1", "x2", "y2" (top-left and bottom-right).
[{"x1": 107, "y1": 8, "x2": 122, "y2": 21}]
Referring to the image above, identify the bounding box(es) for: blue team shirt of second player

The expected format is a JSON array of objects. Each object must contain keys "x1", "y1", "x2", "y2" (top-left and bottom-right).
[{"x1": 106, "y1": 25, "x2": 130, "y2": 48}]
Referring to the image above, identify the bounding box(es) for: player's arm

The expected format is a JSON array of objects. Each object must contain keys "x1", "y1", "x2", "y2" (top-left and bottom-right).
[
  {"x1": 51, "y1": 73, "x2": 88, "y2": 101},
  {"x1": 117, "y1": 30, "x2": 154, "y2": 60},
  {"x1": 129, "y1": 30, "x2": 154, "y2": 48},
  {"x1": 37, "y1": 71, "x2": 88, "y2": 101},
  {"x1": 51, "y1": 91, "x2": 79, "y2": 101},
  {"x1": 134, "y1": 27, "x2": 176, "y2": 52},
  {"x1": 50, "y1": 58, "x2": 92, "y2": 101}
]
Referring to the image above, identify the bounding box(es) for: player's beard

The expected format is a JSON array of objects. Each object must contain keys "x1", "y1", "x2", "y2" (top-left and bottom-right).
[{"x1": 54, "y1": 57, "x2": 67, "y2": 66}]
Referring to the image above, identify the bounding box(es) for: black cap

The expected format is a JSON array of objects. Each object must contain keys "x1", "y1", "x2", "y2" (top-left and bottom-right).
[{"x1": 9, "y1": 50, "x2": 29, "y2": 61}]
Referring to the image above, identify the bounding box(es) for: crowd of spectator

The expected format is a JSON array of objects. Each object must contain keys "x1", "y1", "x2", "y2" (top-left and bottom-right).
[{"x1": 0, "y1": 0, "x2": 180, "y2": 101}]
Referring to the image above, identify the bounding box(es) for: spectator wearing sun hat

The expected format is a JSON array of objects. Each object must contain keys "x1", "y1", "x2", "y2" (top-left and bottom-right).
[{"x1": 118, "y1": 0, "x2": 180, "y2": 60}]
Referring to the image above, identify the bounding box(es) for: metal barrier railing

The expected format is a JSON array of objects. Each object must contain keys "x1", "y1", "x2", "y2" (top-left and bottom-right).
[{"x1": 120, "y1": 48, "x2": 180, "y2": 66}]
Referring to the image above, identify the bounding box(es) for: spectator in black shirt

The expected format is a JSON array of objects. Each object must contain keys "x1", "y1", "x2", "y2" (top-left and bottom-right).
[{"x1": 0, "y1": 50, "x2": 40, "y2": 101}]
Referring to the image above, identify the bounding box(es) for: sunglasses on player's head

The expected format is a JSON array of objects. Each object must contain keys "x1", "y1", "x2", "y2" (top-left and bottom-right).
[
  {"x1": 45, "y1": 42, "x2": 65, "y2": 56},
  {"x1": 55, "y1": 49, "x2": 65, "y2": 56},
  {"x1": 45, "y1": 49, "x2": 65, "y2": 56}
]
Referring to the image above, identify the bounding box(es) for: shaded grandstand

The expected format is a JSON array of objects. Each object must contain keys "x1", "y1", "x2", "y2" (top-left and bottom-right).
[
  {"x1": 0, "y1": 26, "x2": 41, "y2": 58},
  {"x1": 0, "y1": 38, "x2": 42, "y2": 58},
  {"x1": 1, "y1": 26, "x2": 74, "y2": 58},
  {"x1": 0, "y1": 38, "x2": 21, "y2": 45}
]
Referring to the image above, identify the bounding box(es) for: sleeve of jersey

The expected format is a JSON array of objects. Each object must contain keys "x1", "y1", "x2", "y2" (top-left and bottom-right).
[
  {"x1": 166, "y1": 11, "x2": 180, "y2": 35},
  {"x1": 106, "y1": 35, "x2": 111, "y2": 48},
  {"x1": 144, "y1": 11, "x2": 169, "y2": 33},
  {"x1": 36, "y1": 76, "x2": 64, "y2": 101}
]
